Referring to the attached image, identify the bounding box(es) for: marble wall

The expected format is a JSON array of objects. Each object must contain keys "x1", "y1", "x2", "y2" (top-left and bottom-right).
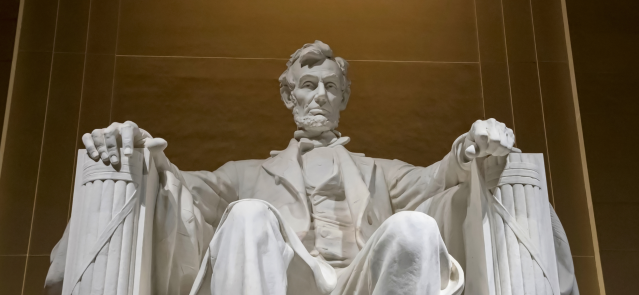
[
  {"x1": 565, "y1": 0, "x2": 639, "y2": 294},
  {"x1": 0, "y1": 0, "x2": 20, "y2": 141},
  {"x1": 0, "y1": 0, "x2": 602, "y2": 294}
]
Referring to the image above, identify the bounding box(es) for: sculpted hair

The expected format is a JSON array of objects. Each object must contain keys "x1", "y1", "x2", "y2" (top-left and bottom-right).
[{"x1": 279, "y1": 41, "x2": 351, "y2": 109}]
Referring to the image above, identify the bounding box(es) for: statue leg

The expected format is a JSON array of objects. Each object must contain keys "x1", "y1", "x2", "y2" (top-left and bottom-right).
[
  {"x1": 207, "y1": 200, "x2": 295, "y2": 295},
  {"x1": 332, "y1": 211, "x2": 463, "y2": 295}
]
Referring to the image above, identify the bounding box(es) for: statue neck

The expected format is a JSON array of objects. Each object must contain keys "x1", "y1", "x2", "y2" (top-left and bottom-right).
[{"x1": 294, "y1": 129, "x2": 341, "y2": 147}]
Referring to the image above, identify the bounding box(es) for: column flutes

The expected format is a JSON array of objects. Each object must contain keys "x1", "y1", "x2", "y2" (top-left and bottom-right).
[
  {"x1": 485, "y1": 153, "x2": 555, "y2": 295},
  {"x1": 501, "y1": 184, "x2": 525, "y2": 294},
  {"x1": 493, "y1": 187, "x2": 512, "y2": 295},
  {"x1": 104, "y1": 180, "x2": 126, "y2": 295},
  {"x1": 63, "y1": 149, "x2": 145, "y2": 295},
  {"x1": 79, "y1": 180, "x2": 104, "y2": 294},
  {"x1": 90, "y1": 179, "x2": 115, "y2": 294},
  {"x1": 117, "y1": 182, "x2": 137, "y2": 295}
]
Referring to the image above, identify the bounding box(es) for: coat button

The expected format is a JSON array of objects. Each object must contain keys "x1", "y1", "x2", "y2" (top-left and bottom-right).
[{"x1": 367, "y1": 212, "x2": 374, "y2": 225}]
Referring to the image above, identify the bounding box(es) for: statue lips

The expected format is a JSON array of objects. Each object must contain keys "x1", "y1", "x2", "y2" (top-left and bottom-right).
[{"x1": 309, "y1": 108, "x2": 329, "y2": 116}]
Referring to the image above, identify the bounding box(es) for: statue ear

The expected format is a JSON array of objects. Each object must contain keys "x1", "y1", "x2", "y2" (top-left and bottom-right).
[
  {"x1": 280, "y1": 86, "x2": 296, "y2": 109},
  {"x1": 339, "y1": 87, "x2": 351, "y2": 111}
]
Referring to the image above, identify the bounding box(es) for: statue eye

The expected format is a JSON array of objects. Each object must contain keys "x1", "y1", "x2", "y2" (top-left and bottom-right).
[
  {"x1": 302, "y1": 82, "x2": 315, "y2": 88},
  {"x1": 325, "y1": 82, "x2": 336, "y2": 89}
]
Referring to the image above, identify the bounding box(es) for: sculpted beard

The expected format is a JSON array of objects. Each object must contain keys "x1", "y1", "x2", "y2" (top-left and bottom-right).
[{"x1": 291, "y1": 95, "x2": 339, "y2": 131}]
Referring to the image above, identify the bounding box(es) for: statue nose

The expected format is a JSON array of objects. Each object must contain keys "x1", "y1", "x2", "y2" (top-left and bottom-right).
[{"x1": 314, "y1": 82, "x2": 327, "y2": 106}]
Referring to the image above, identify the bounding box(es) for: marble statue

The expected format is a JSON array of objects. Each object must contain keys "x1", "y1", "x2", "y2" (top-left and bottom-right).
[{"x1": 45, "y1": 41, "x2": 579, "y2": 295}]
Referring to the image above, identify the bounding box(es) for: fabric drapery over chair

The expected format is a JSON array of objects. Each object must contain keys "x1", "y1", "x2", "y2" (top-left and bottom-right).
[{"x1": 418, "y1": 153, "x2": 565, "y2": 295}]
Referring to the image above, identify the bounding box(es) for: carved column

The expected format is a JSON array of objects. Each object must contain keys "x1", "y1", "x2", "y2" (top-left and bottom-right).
[
  {"x1": 62, "y1": 149, "x2": 158, "y2": 295},
  {"x1": 484, "y1": 154, "x2": 560, "y2": 295}
]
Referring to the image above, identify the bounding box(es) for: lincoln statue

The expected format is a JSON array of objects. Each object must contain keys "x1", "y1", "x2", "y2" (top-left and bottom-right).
[{"x1": 45, "y1": 41, "x2": 579, "y2": 295}]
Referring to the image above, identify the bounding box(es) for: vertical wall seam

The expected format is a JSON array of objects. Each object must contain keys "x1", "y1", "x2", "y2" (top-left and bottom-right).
[
  {"x1": 0, "y1": 0, "x2": 27, "y2": 179},
  {"x1": 527, "y1": 0, "x2": 556, "y2": 208},
  {"x1": 21, "y1": 0, "x2": 62, "y2": 292},
  {"x1": 68, "y1": 0, "x2": 95, "y2": 221},
  {"x1": 109, "y1": 0, "x2": 123, "y2": 123},
  {"x1": 559, "y1": 0, "x2": 606, "y2": 293},
  {"x1": 472, "y1": 0, "x2": 486, "y2": 119},
  {"x1": 498, "y1": 0, "x2": 516, "y2": 135}
]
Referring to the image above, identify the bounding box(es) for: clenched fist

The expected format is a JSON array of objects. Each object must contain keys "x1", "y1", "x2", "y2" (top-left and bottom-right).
[
  {"x1": 82, "y1": 121, "x2": 152, "y2": 164},
  {"x1": 463, "y1": 118, "x2": 517, "y2": 160}
]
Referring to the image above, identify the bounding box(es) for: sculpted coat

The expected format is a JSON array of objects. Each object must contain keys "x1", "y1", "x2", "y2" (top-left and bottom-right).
[{"x1": 150, "y1": 134, "x2": 469, "y2": 294}]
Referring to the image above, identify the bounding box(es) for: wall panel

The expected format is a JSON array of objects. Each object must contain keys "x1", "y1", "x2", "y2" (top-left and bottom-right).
[{"x1": 0, "y1": 0, "x2": 604, "y2": 293}]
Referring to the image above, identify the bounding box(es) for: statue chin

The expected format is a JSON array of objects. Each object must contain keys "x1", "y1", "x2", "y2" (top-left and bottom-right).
[{"x1": 294, "y1": 115, "x2": 337, "y2": 132}]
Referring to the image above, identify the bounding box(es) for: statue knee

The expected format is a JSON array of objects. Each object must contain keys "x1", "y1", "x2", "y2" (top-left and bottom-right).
[
  {"x1": 382, "y1": 211, "x2": 440, "y2": 249},
  {"x1": 226, "y1": 200, "x2": 274, "y2": 225}
]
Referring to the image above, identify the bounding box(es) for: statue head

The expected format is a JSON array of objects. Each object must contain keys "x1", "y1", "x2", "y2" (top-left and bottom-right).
[{"x1": 279, "y1": 41, "x2": 351, "y2": 132}]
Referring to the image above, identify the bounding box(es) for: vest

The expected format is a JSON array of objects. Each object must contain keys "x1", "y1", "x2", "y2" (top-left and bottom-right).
[{"x1": 301, "y1": 147, "x2": 359, "y2": 269}]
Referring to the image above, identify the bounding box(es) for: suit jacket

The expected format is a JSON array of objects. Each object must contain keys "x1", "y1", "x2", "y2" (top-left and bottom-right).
[
  {"x1": 168, "y1": 137, "x2": 468, "y2": 295},
  {"x1": 177, "y1": 137, "x2": 467, "y2": 248}
]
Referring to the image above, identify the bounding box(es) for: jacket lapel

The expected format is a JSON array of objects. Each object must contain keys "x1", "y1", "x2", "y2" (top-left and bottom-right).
[
  {"x1": 355, "y1": 155, "x2": 375, "y2": 190},
  {"x1": 262, "y1": 139, "x2": 306, "y2": 199},
  {"x1": 261, "y1": 139, "x2": 310, "y2": 237}
]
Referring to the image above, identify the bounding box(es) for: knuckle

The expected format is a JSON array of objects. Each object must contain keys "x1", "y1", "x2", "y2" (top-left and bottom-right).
[{"x1": 104, "y1": 128, "x2": 116, "y2": 136}]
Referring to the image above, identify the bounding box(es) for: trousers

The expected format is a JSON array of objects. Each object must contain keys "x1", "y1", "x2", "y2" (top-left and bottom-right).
[{"x1": 193, "y1": 199, "x2": 464, "y2": 295}]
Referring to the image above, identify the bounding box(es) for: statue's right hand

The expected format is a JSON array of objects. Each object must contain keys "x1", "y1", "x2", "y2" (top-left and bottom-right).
[{"x1": 82, "y1": 121, "x2": 152, "y2": 165}]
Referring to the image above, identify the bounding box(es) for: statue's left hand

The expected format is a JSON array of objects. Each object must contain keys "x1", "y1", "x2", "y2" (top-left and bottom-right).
[{"x1": 463, "y1": 118, "x2": 516, "y2": 160}]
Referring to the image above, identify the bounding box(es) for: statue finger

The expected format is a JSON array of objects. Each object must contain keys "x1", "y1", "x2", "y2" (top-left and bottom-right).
[
  {"x1": 120, "y1": 121, "x2": 135, "y2": 156},
  {"x1": 505, "y1": 129, "x2": 515, "y2": 150},
  {"x1": 485, "y1": 125, "x2": 502, "y2": 155},
  {"x1": 464, "y1": 143, "x2": 479, "y2": 160},
  {"x1": 486, "y1": 118, "x2": 497, "y2": 129},
  {"x1": 91, "y1": 128, "x2": 109, "y2": 162},
  {"x1": 104, "y1": 123, "x2": 120, "y2": 164},
  {"x1": 470, "y1": 120, "x2": 489, "y2": 155},
  {"x1": 499, "y1": 125, "x2": 511, "y2": 150},
  {"x1": 82, "y1": 133, "x2": 99, "y2": 160},
  {"x1": 135, "y1": 128, "x2": 152, "y2": 147}
]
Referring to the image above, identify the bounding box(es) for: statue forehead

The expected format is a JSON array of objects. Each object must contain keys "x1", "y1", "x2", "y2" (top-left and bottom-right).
[{"x1": 290, "y1": 58, "x2": 343, "y2": 82}]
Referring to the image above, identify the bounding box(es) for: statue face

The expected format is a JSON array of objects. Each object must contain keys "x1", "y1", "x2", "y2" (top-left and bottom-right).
[{"x1": 287, "y1": 58, "x2": 346, "y2": 132}]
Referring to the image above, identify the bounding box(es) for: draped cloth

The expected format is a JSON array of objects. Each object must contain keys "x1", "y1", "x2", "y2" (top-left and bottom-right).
[
  {"x1": 188, "y1": 199, "x2": 464, "y2": 295},
  {"x1": 416, "y1": 156, "x2": 580, "y2": 295}
]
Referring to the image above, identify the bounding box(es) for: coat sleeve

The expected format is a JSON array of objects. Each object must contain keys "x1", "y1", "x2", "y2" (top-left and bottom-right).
[
  {"x1": 176, "y1": 161, "x2": 241, "y2": 228},
  {"x1": 376, "y1": 134, "x2": 472, "y2": 212},
  {"x1": 151, "y1": 161, "x2": 241, "y2": 295}
]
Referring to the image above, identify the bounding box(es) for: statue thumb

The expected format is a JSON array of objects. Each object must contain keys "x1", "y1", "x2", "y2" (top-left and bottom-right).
[{"x1": 145, "y1": 138, "x2": 170, "y2": 172}]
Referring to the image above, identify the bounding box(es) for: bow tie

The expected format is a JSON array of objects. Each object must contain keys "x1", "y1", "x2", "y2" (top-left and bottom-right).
[
  {"x1": 269, "y1": 130, "x2": 351, "y2": 157},
  {"x1": 294, "y1": 130, "x2": 350, "y2": 154}
]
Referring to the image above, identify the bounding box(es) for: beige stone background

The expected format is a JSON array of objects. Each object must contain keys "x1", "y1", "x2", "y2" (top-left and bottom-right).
[{"x1": 3, "y1": 0, "x2": 634, "y2": 294}]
